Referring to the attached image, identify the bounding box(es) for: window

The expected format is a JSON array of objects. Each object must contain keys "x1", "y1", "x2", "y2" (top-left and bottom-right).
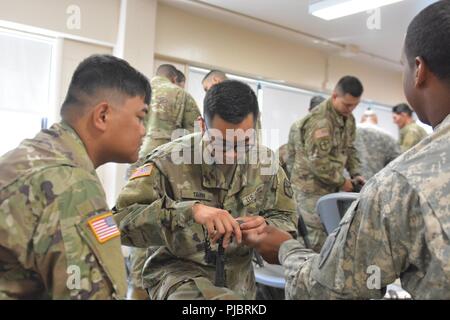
[{"x1": 0, "y1": 28, "x2": 55, "y2": 156}]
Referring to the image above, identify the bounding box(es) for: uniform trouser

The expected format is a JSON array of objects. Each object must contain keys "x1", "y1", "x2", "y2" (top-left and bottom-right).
[
  {"x1": 294, "y1": 190, "x2": 328, "y2": 253},
  {"x1": 127, "y1": 247, "x2": 150, "y2": 300},
  {"x1": 166, "y1": 277, "x2": 242, "y2": 300},
  {"x1": 128, "y1": 248, "x2": 244, "y2": 300}
]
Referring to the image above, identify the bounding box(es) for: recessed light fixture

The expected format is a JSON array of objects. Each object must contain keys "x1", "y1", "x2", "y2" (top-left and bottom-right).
[{"x1": 309, "y1": 0, "x2": 405, "y2": 20}]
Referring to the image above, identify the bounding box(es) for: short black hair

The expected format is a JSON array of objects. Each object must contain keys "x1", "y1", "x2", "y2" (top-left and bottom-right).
[
  {"x1": 405, "y1": 0, "x2": 450, "y2": 84},
  {"x1": 335, "y1": 75, "x2": 364, "y2": 98},
  {"x1": 175, "y1": 69, "x2": 185, "y2": 83},
  {"x1": 203, "y1": 80, "x2": 259, "y2": 125},
  {"x1": 309, "y1": 95, "x2": 326, "y2": 111},
  {"x1": 61, "y1": 54, "x2": 151, "y2": 116},
  {"x1": 393, "y1": 103, "x2": 413, "y2": 116},
  {"x1": 202, "y1": 70, "x2": 227, "y2": 83},
  {"x1": 156, "y1": 64, "x2": 178, "y2": 79}
]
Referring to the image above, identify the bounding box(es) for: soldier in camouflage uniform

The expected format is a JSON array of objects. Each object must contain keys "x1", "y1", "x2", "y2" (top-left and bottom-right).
[
  {"x1": 355, "y1": 110, "x2": 401, "y2": 179},
  {"x1": 243, "y1": 1, "x2": 450, "y2": 299},
  {"x1": 127, "y1": 64, "x2": 201, "y2": 299},
  {"x1": 286, "y1": 76, "x2": 364, "y2": 252},
  {"x1": 285, "y1": 95, "x2": 326, "y2": 180},
  {"x1": 139, "y1": 64, "x2": 201, "y2": 159},
  {"x1": 202, "y1": 70, "x2": 263, "y2": 135},
  {"x1": 114, "y1": 80, "x2": 298, "y2": 300},
  {"x1": 0, "y1": 55, "x2": 151, "y2": 299},
  {"x1": 393, "y1": 103, "x2": 428, "y2": 152}
]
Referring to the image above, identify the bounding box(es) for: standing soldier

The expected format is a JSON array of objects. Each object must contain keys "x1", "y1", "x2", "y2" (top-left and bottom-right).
[
  {"x1": 392, "y1": 103, "x2": 428, "y2": 152},
  {"x1": 127, "y1": 64, "x2": 201, "y2": 299},
  {"x1": 114, "y1": 80, "x2": 298, "y2": 300},
  {"x1": 287, "y1": 76, "x2": 365, "y2": 252},
  {"x1": 0, "y1": 55, "x2": 151, "y2": 299},
  {"x1": 138, "y1": 64, "x2": 201, "y2": 160},
  {"x1": 286, "y1": 95, "x2": 326, "y2": 178}
]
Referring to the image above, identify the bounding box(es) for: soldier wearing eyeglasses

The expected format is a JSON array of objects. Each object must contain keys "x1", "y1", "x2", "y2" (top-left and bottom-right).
[{"x1": 114, "y1": 80, "x2": 298, "y2": 300}]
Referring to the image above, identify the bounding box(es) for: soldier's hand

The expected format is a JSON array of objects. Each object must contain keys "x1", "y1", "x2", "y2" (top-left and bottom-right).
[
  {"x1": 237, "y1": 216, "x2": 267, "y2": 235},
  {"x1": 342, "y1": 178, "x2": 354, "y2": 192},
  {"x1": 241, "y1": 225, "x2": 292, "y2": 264},
  {"x1": 238, "y1": 216, "x2": 267, "y2": 248},
  {"x1": 192, "y1": 203, "x2": 242, "y2": 248}
]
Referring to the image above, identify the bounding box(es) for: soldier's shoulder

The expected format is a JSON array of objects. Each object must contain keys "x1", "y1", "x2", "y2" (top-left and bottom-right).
[
  {"x1": 147, "y1": 132, "x2": 201, "y2": 162},
  {"x1": 1, "y1": 165, "x2": 102, "y2": 219},
  {"x1": 0, "y1": 139, "x2": 72, "y2": 192}
]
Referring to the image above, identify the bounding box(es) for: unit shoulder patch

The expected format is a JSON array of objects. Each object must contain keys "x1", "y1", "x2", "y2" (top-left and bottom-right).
[
  {"x1": 87, "y1": 212, "x2": 120, "y2": 244},
  {"x1": 129, "y1": 164, "x2": 154, "y2": 180}
]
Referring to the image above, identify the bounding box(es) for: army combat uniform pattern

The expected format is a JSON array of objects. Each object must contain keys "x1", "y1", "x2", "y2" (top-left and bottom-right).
[
  {"x1": 280, "y1": 114, "x2": 450, "y2": 299},
  {"x1": 128, "y1": 75, "x2": 201, "y2": 296},
  {"x1": 399, "y1": 121, "x2": 428, "y2": 153},
  {"x1": 0, "y1": 122, "x2": 127, "y2": 299},
  {"x1": 286, "y1": 99, "x2": 361, "y2": 252},
  {"x1": 138, "y1": 75, "x2": 201, "y2": 159},
  {"x1": 115, "y1": 133, "x2": 298, "y2": 300},
  {"x1": 354, "y1": 125, "x2": 401, "y2": 179}
]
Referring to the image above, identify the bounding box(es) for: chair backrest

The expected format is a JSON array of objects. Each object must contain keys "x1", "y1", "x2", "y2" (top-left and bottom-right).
[{"x1": 316, "y1": 192, "x2": 359, "y2": 235}]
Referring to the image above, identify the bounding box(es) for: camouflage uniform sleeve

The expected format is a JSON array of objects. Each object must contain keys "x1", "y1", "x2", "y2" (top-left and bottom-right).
[
  {"x1": 2, "y1": 167, "x2": 126, "y2": 300},
  {"x1": 304, "y1": 118, "x2": 346, "y2": 188},
  {"x1": 182, "y1": 92, "x2": 200, "y2": 133},
  {"x1": 114, "y1": 163, "x2": 198, "y2": 248},
  {"x1": 261, "y1": 167, "x2": 298, "y2": 236},
  {"x1": 346, "y1": 120, "x2": 362, "y2": 177},
  {"x1": 279, "y1": 170, "x2": 422, "y2": 299},
  {"x1": 286, "y1": 122, "x2": 299, "y2": 178}
]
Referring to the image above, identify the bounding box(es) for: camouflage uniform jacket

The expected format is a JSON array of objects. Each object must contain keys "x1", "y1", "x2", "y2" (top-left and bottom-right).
[
  {"x1": 0, "y1": 122, "x2": 127, "y2": 299},
  {"x1": 399, "y1": 121, "x2": 428, "y2": 153},
  {"x1": 115, "y1": 133, "x2": 298, "y2": 299},
  {"x1": 280, "y1": 114, "x2": 450, "y2": 299},
  {"x1": 286, "y1": 99, "x2": 361, "y2": 195},
  {"x1": 355, "y1": 124, "x2": 401, "y2": 179},
  {"x1": 139, "y1": 76, "x2": 201, "y2": 158}
]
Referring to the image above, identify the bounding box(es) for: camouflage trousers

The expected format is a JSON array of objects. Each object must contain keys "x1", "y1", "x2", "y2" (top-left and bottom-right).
[
  {"x1": 165, "y1": 277, "x2": 243, "y2": 300},
  {"x1": 127, "y1": 247, "x2": 150, "y2": 300},
  {"x1": 293, "y1": 189, "x2": 327, "y2": 253},
  {"x1": 127, "y1": 248, "x2": 243, "y2": 300}
]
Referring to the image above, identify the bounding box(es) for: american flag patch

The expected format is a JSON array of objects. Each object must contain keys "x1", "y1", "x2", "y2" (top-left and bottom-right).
[
  {"x1": 87, "y1": 212, "x2": 120, "y2": 244},
  {"x1": 129, "y1": 164, "x2": 153, "y2": 180}
]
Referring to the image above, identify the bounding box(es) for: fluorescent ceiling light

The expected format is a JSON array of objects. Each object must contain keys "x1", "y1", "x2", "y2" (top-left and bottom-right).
[{"x1": 309, "y1": 0, "x2": 405, "y2": 20}]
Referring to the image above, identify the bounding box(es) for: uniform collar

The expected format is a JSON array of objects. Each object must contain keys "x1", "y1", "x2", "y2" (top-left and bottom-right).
[
  {"x1": 326, "y1": 99, "x2": 345, "y2": 127},
  {"x1": 151, "y1": 75, "x2": 172, "y2": 86},
  {"x1": 52, "y1": 121, "x2": 96, "y2": 174},
  {"x1": 402, "y1": 121, "x2": 416, "y2": 130},
  {"x1": 199, "y1": 137, "x2": 247, "y2": 195},
  {"x1": 434, "y1": 114, "x2": 450, "y2": 132}
]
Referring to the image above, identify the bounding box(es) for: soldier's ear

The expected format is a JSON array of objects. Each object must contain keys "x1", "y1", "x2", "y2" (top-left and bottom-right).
[
  {"x1": 92, "y1": 102, "x2": 110, "y2": 132},
  {"x1": 198, "y1": 116, "x2": 206, "y2": 134},
  {"x1": 414, "y1": 56, "x2": 427, "y2": 88}
]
